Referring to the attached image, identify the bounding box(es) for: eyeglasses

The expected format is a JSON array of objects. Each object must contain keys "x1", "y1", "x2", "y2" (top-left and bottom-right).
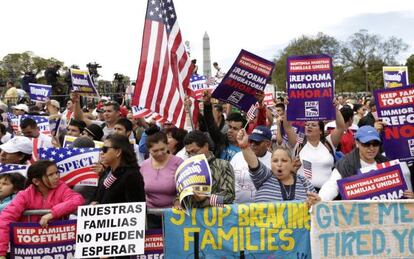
[
  {"x1": 360, "y1": 141, "x2": 381, "y2": 148},
  {"x1": 101, "y1": 146, "x2": 116, "y2": 153}
]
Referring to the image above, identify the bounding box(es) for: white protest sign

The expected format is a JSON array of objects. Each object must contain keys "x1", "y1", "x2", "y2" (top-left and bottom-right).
[{"x1": 75, "y1": 202, "x2": 146, "y2": 258}]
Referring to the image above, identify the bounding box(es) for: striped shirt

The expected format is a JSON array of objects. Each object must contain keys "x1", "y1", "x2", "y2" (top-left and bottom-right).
[{"x1": 249, "y1": 161, "x2": 316, "y2": 202}]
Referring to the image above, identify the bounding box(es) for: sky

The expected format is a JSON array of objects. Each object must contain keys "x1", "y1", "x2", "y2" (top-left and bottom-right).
[{"x1": 1, "y1": 0, "x2": 414, "y2": 81}]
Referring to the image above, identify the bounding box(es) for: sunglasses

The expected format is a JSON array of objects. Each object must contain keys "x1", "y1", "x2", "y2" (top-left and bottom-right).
[
  {"x1": 101, "y1": 146, "x2": 116, "y2": 153},
  {"x1": 360, "y1": 141, "x2": 381, "y2": 148}
]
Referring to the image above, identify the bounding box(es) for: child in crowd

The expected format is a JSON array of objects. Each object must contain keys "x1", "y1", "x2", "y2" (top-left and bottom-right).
[{"x1": 0, "y1": 173, "x2": 26, "y2": 212}]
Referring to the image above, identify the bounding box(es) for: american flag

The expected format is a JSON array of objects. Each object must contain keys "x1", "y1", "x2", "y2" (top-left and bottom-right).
[
  {"x1": 302, "y1": 159, "x2": 312, "y2": 179},
  {"x1": 38, "y1": 147, "x2": 100, "y2": 187},
  {"x1": 0, "y1": 164, "x2": 28, "y2": 177},
  {"x1": 132, "y1": 0, "x2": 194, "y2": 129},
  {"x1": 246, "y1": 103, "x2": 259, "y2": 121},
  {"x1": 189, "y1": 75, "x2": 217, "y2": 100},
  {"x1": 132, "y1": 106, "x2": 153, "y2": 119},
  {"x1": 358, "y1": 159, "x2": 400, "y2": 174},
  {"x1": 7, "y1": 113, "x2": 21, "y2": 135},
  {"x1": 21, "y1": 115, "x2": 51, "y2": 136}
]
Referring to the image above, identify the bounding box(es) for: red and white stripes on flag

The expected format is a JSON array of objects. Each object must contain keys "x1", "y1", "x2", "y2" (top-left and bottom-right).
[
  {"x1": 359, "y1": 159, "x2": 400, "y2": 174},
  {"x1": 132, "y1": 106, "x2": 153, "y2": 119},
  {"x1": 132, "y1": 0, "x2": 194, "y2": 129},
  {"x1": 246, "y1": 103, "x2": 259, "y2": 121},
  {"x1": 302, "y1": 159, "x2": 312, "y2": 179}
]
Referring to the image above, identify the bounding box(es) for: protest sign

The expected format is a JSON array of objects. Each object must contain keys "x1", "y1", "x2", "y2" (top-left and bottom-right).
[
  {"x1": 311, "y1": 200, "x2": 414, "y2": 259},
  {"x1": 130, "y1": 229, "x2": 164, "y2": 259},
  {"x1": 38, "y1": 147, "x2": 100, "y2": 186},
  {"x1": 132, "y1": 106, "x2": 153, "y2": 119},
  {"x1": 8, "y1": 113, "x2": 21, "y2": 135},
  {"x1": 0, "y1": 164, "x2": 28, "y2": 177},
  {"x1": 211, "y1": 49, "x2": 274, "y2": 113},
  {"x1": 263, "y1": 92, "x2": 274, "y2": 106},
  {"x1": 63, "y1": 135, "x2": 104, "y2": 148},
  {"x1": 337, "y1": 163, "x2": 407, "y2": 200},
  {"x1": 383, "y1": 66, "x2": 409, "y2": 88},
  {"x1": 189, "y1": 74, "x2": 218, "y2": 100},
  {"x1": 286, "y1": 54, "x2": 335, "y2": 121},
  {"x1": 28, "y1": 83, "x2": 52, "y2": 102},
  {"x1": 22, "y1": 115, "x2": 51, "y2": 136},
  {"x1": 374, "y1": 85, "x2": 414, "y2": 162},
  {"x1": 164, "y1": 202, "x2": 311, "y2": 258},
  {"x1": 175, "y1": 154, "x2": 212, "y2": 213},
  {"x1": 10, "y1": 220, "x2": 77, "y2": 259},
  {"x1": 70, "y1": 69, "x2": 99, "y2": 96},
  {"x1": 75, "y1": 202, "x2": 146, "y2": 258}
]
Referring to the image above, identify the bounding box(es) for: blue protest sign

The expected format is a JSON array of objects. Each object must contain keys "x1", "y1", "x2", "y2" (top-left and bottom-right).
[
  {"x1": 70, "y1": 69, "x2": 99, "y2": 96},
  {"x1": 211, "y1": 49, "x2": 274, "y2": 113},
  {"x1": 383, "y1": 66, "x2": 409, "y2": 88},
  {"x1": 286, "y1": 54, "x2": 335, "y2": 121},
  {"x1": 29, "y1": 83, "x2": 52, "y2": 102}
]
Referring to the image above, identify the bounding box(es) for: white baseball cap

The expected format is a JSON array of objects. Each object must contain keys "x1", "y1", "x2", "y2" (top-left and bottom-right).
[
  {"x1": 0, "y1": 136, "x2": 33, "y2": 155},
  {"x1": 12, "y1": 104, "x2": 29, "y2": 113},
  {"x1": 50, "y1": 100, "x2": 60, "y2": 109}
]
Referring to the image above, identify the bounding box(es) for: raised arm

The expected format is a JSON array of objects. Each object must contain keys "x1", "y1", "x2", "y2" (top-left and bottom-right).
[
  {"x1": 329, "y1": 101, "x2": 345, "y2": 147},
  {"x1": 236, "y1": 129, "x2": 258, "y2": 169},
  {"x1": 72, "y1": 92, "x2": 93, "y2": 126}
]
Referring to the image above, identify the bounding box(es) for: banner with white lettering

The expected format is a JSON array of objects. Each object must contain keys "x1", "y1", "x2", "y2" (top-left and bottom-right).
[
  {"x1": 383, "y1": 66, "x2": 409, "y2": 88},
  {"x1": 211, "y1": 49, "x2": 274, "y2": 113},
  {"x1": 311, "y1": 200, "x2": 414, "y2": 258},
  {"x1": 10, "y1": 220, "x2": 77, "y2": 259},
  {"x1": 22, "y1": 115, "x2": 51, "y2": 136},
  {"x1": 38, "y1": 147, "x2": 100, "y2": 186},
  {"x1": 130, "y1": 229, "x2": 164, "y2": 259},
  {"x1": 70, "y1": 69, "x2": 99, "y2": 96},
  {"x1": 337, "y1": 162, "x2": 408, "y2": 200},
  {"x1": 0, "y1": 163, "x2": 28, "y2": 177},
  {"x1": 374, "y1": 85, "x2": 414, "y2": 162},
  {"x1": 75, "y1": 202, "x2": 146, "y2": 258},
  {"x1": 28, "y1": 83, "x2": 52, "y2": 102},
  {"x1": 286, "y1": 54, "x2": 335, "y2": 121},
  {"x1": 189, "y1": 74, "x2": 218, "y2": 100}
]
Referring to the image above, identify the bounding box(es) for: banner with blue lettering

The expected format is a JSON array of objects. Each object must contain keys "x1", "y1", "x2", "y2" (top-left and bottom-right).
[
  {"x1": 70, "y1": 69, "x2": 99, "y2": 96},
  {"x1": 189, "y1": 74, "x2": 218, "y2": 100},
  {"x1": 374, "y1": 85, "x2": 414, "y2": 162},
  {"x1": 211, "y1": 49, "x2": 274, "y2": 113},
  {"x1": 21, "y1": 115, "x2": 51, "y2": 136},
  {"x1": 311, "y1": 200, "x2": 414, "y2": 258},
  {"x1": 0, "y1": 163, "x2": 28, "y2": 177},
  {"x1": 337, "y1": 162, "x2": 407, "y2": 200},
  {"x1": 383, "y1": 66, "x2": 409, "y2": 88},
  {"x1": 286, "y1": 54, "x2": 335, "y2": 121},
  {"x1": 38, "y1": 147, "x2": 100, "y2": 186},
  {"x1": 10, "y1": 220, "x2": 77, "y2": 258},
  {"x1": 28, "y1": 83, "x2": 52, "y2": 102},
  {"x1": 163, "y1": 202, "x2": 311, "y2": 258}
]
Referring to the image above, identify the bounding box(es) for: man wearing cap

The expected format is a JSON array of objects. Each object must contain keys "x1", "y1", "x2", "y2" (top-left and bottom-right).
[
  {"x1": 230, "y1": 126, "x2": 272, "y2": 203},
  {"x1": 11, "y1": 104, "x2": 29, "y2": 116},
  {"x1": 0, "y1": 136, "x2": 33, "y2": 165},
  {"x1": 319, "y1": 125, "x2": 413, "y2": 201}
]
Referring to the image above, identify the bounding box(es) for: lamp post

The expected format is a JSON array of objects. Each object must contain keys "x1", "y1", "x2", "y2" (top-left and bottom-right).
[{"x1": 365, "y1": 63, "x2": 369, "y2": 93}]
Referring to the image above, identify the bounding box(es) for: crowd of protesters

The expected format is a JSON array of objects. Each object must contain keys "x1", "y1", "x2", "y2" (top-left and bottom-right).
[{"x1": 0, "y1": 78, "x2": 413, "y2": 258}]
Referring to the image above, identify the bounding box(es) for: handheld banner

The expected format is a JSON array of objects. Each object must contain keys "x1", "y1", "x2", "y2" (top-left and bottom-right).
[
  {"x1": 374, "y1": 85, "x2": 414, "y2": 162},
  {"x1": 189, "y1": 74, "x2": 218, "y2": 100},
  {"x1": 383, "y1": 66, "x2": 409, "y2": 88},
  {"x1": 28, "y1": 83, "x2": 52, "y2": 102},
  {"x1": 175, "y1": 154, "x2": 212, "y2": 213},
  {"x1": 75, "y1": 202, "x2": 146, "y2": 258},
  {"x1": 8, "y1": 113, "x2": 21, "y2": 135},
  {"x1": 63, "y1": 135, "x2": 104, "y2": 148},
  {"x1": 38, "y1": 147, "x2": 100, "y2": 186},
  {"x1": 337, "y1": 163, "x2": 407, "y2": 200},
  {"x1": 70, "y1": 69, "x2": 99, "y2": 96},
  {"x1": 211, "y1": 49, "x2": 274, "y2": 113},
  {"x1": 163, "y1": 202, "x2": 311, "y2": 258},
  {"x1": 132, "y1": 106, "x2": 153, "y2": 119},
  {"x1": 286, "y1": 54, "x2": 335, "y2": 121},
  {"x1": 0, "y1": 163, "x2": 28, "y2": 177},
  {"x1": 130, "y1": 229, "x2": 164, "y2": 259},
  {"x1": 311, "y1": 200, "x2": 414, "y2": 259},
  {"x1": 10, "y1": 220, "x2": 77, "y2": 258}
]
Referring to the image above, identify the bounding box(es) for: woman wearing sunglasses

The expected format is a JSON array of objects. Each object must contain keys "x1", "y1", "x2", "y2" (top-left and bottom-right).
[
  {"x1": 318, "y1": 125, "x2": 413, "y2": 201},
  {"x1": 94, "y1": 134, "x2": 145, "y2": 205}
]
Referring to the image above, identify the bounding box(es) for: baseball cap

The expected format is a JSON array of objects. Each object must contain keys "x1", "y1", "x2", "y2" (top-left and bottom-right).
[
  {"x1": 0, "y1": 136, "x2": 33, "y2": 155},
  {"x1": 248, "y1": 125, "x2": 272, "y2": 142},
  {"x1": 355, "y1": 126, "x2": 381, "y2": 143},
  {"x1": 12, "y1": 104, "x2": 29, "y2": 113},
  {"x1": 50, "y1": 100, "x2": 60, "y2": 109}
]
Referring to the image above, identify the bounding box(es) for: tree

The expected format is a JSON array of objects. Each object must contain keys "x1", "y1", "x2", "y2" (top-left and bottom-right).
[
  {"x1": 405, "y1": 54, "x2": 414, "y2": 85},
  {"x1": 271, "y1": 32, "x2": 341, "y2": 92}
]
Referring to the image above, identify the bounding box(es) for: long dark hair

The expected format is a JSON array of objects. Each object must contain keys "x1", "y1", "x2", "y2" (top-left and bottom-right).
[
  {"x1": 27, "y1": 160, "x2": 57, "y2": 187},
  {"x1": 106, "y1": 134, "x2": 138, "y2": 168}
]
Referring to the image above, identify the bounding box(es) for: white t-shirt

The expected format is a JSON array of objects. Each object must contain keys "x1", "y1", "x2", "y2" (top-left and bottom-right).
[
  {"x1": 230, "y1": 151, "x2": 272, "y2": 203},
  {"x1": 319, "y1": 160, "x2": 413, "y2": 201},
  {"x1": 35, "y1": 133, "x2": 53, "y2": 148},
  {"x1": 296, "y1": 136, "x2": 335, "y2": 189}
]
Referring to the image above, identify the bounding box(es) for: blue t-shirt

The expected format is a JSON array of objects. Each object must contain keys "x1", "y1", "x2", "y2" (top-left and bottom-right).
[{"x1": 220, "y1": 144, "x2": 240, "y2": 162}]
